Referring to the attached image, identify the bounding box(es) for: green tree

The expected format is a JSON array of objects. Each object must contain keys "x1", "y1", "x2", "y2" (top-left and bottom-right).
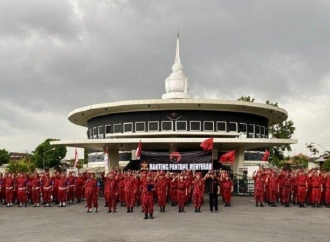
[
  {"x1": 0, "y1": 149, "x2": 10, "y2": 166},
  {"x1": 237, "y1": 96, "x2": 255, "y2": 102},
  {"x1": 7, "y1": 159, "x2": 36, "y2": 173},
  {"x1": 322, "y1": 159, "x2": 330, "y2": 171},
  {"x1": 31, "y1": 138, "x2": 67, "y2": 169},
  {"x1": 84, "y1": 148, "x2": 89, "y2": 164}
]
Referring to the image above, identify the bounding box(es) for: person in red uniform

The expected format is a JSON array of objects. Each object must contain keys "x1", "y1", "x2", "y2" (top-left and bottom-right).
[
  {"x1": 324, "y1": 172, "x2": 330, "y2": 208},
  {"x1": 124, "y1": 170, "x2": 137, "y2": 213},
  {"x1": 142, "y1": 175, "x2": 156, "y2": 219},
  {"x1": 75, "y1": 173, "x2": 84, "y2": 203},
  {"x1": 0, "y1": 172, "x2": 6, "y2": 205},
  {"x1": 117, "y1": 171, "x2": 125, "y2": 207},
  {"x1": 30, "y1": 173, "x2": 41, "y2": 207},
  {"x1": 85, "y1": 173, "x2": 100, "y2": 213},
  {"x1": 42, "y1": 174, "x2": 53, "y2": 207},
  {"x1": 154, "y1": 171, "x2": 168, "y2": 213},
  {"x1": 266, "y1": 171, "x2": 279, "y2": 207},
  {"x1": 104, "y1": 171, "x2": 118, "y2": 213},
  {"x1": 192, "y1": 172, "x2": 205, "y2": 212},
  {"x1": 309, "y1": 170, "x2": 323, "y2": 207},
  {"x1": 253, "y1": 170, "x2": 265, "y2": 207},
  {"x1": 5, "y1": 173, "x2": 15, "y2": 207},
  {"x1": 174, "y1": 173, "x2": 188, "y2": 213},
  {"x1": 221, "y1": 172, "x2": 233, "y2": 207},
  {"x1": 296, "y1": 170, "x2": 308, "y2": 208},
  {"x1": 58, "y1": 173, "x2": 68, "y2": 207},
  {"x1": 169, "y1": 173, "x2": 178, "y2": 207},
  {"x1": 67, "y1": 172, "x2": 75, "y2": 204},
  {"x1": 281, "y1": 171, "x2": 292, "y2": 207},
  {"x1": 139, "y1": 171, "x2": 148, "y2": 213},
  {"x1": 16, "y1": 173, "x2": 28, "y2": 207},
  {"x1": 52, "y1": 172, "x2": 60, "y2": 204}
]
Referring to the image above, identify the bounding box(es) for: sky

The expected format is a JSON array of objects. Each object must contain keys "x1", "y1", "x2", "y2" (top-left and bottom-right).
[{"x1": 1, "y1": 0, "x2": 330, "y2": 159}]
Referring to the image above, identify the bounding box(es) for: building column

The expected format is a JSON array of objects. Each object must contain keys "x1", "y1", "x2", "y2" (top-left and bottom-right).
[
  {"x1": 233, "y1": 148, "x2": 245, "y2": 174},
  {"x1": 108, "y1": 149, "x2": 119, "y2": 172}
]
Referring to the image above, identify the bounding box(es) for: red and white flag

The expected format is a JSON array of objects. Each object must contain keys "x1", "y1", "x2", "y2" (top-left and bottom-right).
[
  {"x1": 136, "y1": 141, "x2": 142, "y2": 160},
  {"x1": 200, "y1": 138, "x2": 214, "y2": 151},
  {"x1": 219, "y1": 150, "x2": 235, "y2": 163},
  {"x1": 262, "y1": 149, "x2": 270, "y2": 161},
  {"x1": 104, "y1": 147, "x2": 109, "y2": 171},
  {"x1": 74, "y1": 148, "x2": 78, "y2": 168}
]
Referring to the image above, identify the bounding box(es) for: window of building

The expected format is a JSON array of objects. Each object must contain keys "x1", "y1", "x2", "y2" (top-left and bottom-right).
[
  {"x1": 248, "y1": 124, "x2": 255, "y2": 138},
  {"x1": 256, "y1": 125, "x2": 261, "y2": 138},
  {"x1": 216, "y1": 121, "x2": 227, "y2": 132},
  {"x1": 135, "y1": 122, "x2": 145, "y2": 132},
  {"x1": 176, "y1": 121, "x2": 187, "y2": 131},
  {"x1": 123, "y1": 122, "x2": 133, "y2": 133},
  {"x1": 113, "y1": 123, "x2": 122, "y2": 133},
  {"x1": 228, "y1": 122, "x2": 238, "y2": 132},
  {"x1": 161, "y1": 121, "x2": 173, "y2": 131},
  {"x1": 204, "y1": 121, "x2": 214, "y2": 131},
  {"x1": 190, "y1": 121, "x2": 201, "y2": 131},
  {"x1": 105, "y1": 125, "x2": 111, "y2": 134},
  {"x1": 98, "y1": 126, "x2": 104, "y2": 139},
  {"x1": 261, "y1": 126, "x2": 266, "y2": 138},
  {"x1": 93, "y1": 127, "x2": 97, "y2": 139},
  {"x1": 148, "y1": 121, "x2": 159, "y2": 132},
  {"x1": 239, "y1": 123, "x2": 247, "y2": 133}
]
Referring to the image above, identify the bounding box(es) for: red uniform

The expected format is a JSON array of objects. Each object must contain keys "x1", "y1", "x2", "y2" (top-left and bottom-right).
[
  {"x1": 42, "y1": 178, "x2": 53, "y2": 205},
  {"x1": 67, "y1": 175, "x2": 75, "y2": 203},
  {"x1": 5, "y1": 176, "x2": 15, "y2": 205},
  {"x1": 75, "y1": 175, "x2": 84, "y2": 202},
  {"x1": 155, "y1": 176, "x2": 167, "y2": 212},
  {"x1": 222, "y1": 178, "x2": 233, "y2": 206},
  {"x1": 0, "y1": 175, "x2": 6, "y2": 204},
  {"x1": 267, "y1": 174, "x2": 278, "y2": 206},
  {"x1": 104, "y1": 176, "x2": 118, "y2": 212},
  {"x1": 297, "y1": 172, "x2": 307, "y2": 207},
  {"x1": 281, "y1": 174, "x2": 292, "y2": 206},
  {"x1": 254, "y1": 173, "x2": 265, "y2": 206},
  {"x1": 324, "y1": 176, "x2": 330, "y2": 207},
  {"x1": 142, "y1": 180, "x2": 155, "y2": 219},
  {"x1": 311, "y1": 174, "x2": 322, "y2": 206},
  {"x1": 124, "y1": 175, "x2": 137, "y2": 212},
  {"x1": 117, "y1": 175, "x2": 125, "y2": 206},
  {"x1": 58, "y1": 177, "x2": 68, "y2": 205},
  {"x1": 192, "y1": 178, "x2": 205, "y2": 211},
  {"x1": 177, "y1": 178, "x2": 187, "y2": 212},
  {"x1": 16, "y1": 177, "x2": 28, "y2": 206},
  {"x1": 169, "y1": 178, "x2": 178, "y2": 206},
  {"x1": 85, "y1": 177, "x2": 99, "y2": 212}
]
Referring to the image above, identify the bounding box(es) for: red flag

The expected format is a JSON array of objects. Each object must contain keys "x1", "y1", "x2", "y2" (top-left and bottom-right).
[
  {"x1": 136, "y1": 141, "x2": 142, "y2": 160},
  {"x1": 200, "y1": 138, "x2": 214, "y2": 151},
  {"x1": 219, "y1": 150, "x2": 235, "y2": 163},
  {"x1": 74, "y1": 148, "x2": 78, "y2": 168},
  {"x1": 262, "y1": 150, "x2": 270, "y2": 161}
]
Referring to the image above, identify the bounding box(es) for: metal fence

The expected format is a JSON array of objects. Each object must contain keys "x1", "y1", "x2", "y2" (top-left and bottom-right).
[{"x1": 232, "y1": 174, "x2": 254, "y2": 196}]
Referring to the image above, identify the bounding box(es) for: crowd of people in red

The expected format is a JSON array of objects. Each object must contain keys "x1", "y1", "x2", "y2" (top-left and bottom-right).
[
  {"x1": 253, "y1": 167, "x2": 330, "y2": 208},
  {"x1": 0, "y1": 169, "x2": 233, "y2": 219}
]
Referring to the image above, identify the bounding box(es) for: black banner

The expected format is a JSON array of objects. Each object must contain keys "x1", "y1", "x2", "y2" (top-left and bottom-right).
[{"x1": 139, "y1": 150, "x2": 213, "y2": 171}]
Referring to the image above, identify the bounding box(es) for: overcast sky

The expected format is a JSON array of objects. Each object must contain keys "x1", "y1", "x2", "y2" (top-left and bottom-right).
[{"x1": 1, "y1": 0, "x2": 329, "y2": 159}]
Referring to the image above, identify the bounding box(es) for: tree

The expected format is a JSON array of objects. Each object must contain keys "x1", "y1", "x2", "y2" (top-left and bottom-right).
[
  {"x1": 7, "y1": 159, "x2": 36, "y2": 173},
  {"x1": 322, "y1": 159, "x2": 330, "y2": 171},
  {"x1": 0, "y1": 149, "x2": 10, "y2": 166},
  {"x1": 306, "y1": 143, "x2": 319, "y2": 157},
  {"x1": 237, "y1": 96, "x2": 255, "y2": 102},
  {"x1": 31, "y1": 138, "x2": 67, "y2": 169}
]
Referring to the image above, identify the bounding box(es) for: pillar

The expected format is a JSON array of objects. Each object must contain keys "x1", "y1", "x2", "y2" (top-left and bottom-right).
[
  {"x1": 233, "y1": 147, "x2": 245, "y2": 174},
  {"x1": 108, "y1": 148, "x2": 119, "y2": 172}
]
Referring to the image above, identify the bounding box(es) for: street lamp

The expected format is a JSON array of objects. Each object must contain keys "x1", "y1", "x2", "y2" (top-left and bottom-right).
[
  {"x1": 311, "y1": 142, "x2": 325, "y2": 155},
  {"x1": 43, "y1": 148, "x2": 55, "y2": 172}
]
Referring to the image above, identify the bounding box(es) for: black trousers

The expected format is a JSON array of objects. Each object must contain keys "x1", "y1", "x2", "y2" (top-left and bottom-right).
[{"x1": 209, "y1": 193, "x2": 218, "y2": 211}]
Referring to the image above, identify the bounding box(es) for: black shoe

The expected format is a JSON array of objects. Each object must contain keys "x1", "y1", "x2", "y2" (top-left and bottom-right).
[
  {"x1": 104, "y1": 203, "x2": 108, "y2": 207},
  {"x1": 194, "y1": 207, "x2": 198, "y2": 213},
  {"x1": 181, "y1": 207, "x2": 185, "y2": 213},
  {"x1": 127, "y1": 208, "x2": 130, "y2": 213},
  {"x1": 95, "y1": 208, "x2": 98, "y2": 213},
  {"x1": 178, "y1": 208, "x2": 182, "y2": 213},
  {"x1": 255, "y1": 203, "x2": 259, "y2": 207},
  {"x1": 260, "y1": 203, "x2": 264, "y2": 207},
  {"x1": 198, "y1": 207, "x2": 201, "y2": 213},
  {"x1": 107, "y1": 209, "x2": 112, "y2": 213},
  {"x1": 162, "y1": 207, "x2": 165, "y2": 213},
  {"x1": 144, "y1": 213, "x2": 149, "y2": 219},
  {"x1": 130, "y1": 207, "x2": 134, "y2": 213},
  {"x1": 149, "y1": 213, "x2": 154, "y2": 219}
]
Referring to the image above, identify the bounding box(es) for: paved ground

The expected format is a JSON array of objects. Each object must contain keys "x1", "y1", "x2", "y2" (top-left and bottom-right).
[{"x1": 0, "y1": 197, "x2": 329, "y2": 242}]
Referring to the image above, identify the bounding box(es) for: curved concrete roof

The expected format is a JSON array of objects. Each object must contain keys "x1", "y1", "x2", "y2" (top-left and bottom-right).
[{"x1": 68, "y1": 99, "x2": 288, "y2": 127}]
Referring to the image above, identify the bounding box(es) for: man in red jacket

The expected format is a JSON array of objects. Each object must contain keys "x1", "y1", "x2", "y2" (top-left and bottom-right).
[
  {"x1": 17, "y1": 173, "x2": 28, "y2": 207},
  {"x1": 142, "y1": 175, "x2": 156, "y2": 219},
  {"x1": 85, "y1": 173, "x2": 100, "y2": 213},
  {"x1": 192, "y1": 172, "x2": 205, "y2": 212},
  {"x1": 124, "y1": 170, "x2": 137, "y2": 213},
  {"x1": 104, "y1": 171, "x2": 118, "y2": 213}
]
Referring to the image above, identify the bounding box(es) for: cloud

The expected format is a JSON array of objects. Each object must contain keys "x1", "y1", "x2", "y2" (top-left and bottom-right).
[{"x1": 0, "y1": 0, "x2": 330, "y2": 158}]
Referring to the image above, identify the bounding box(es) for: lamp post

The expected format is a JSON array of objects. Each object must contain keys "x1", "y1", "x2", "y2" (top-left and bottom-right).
[
  {"x1": 311, "y1": 142, "x2": 325, "y2": 155},
  {"x1": 43, "y1": 148, "x2": 55, "y2": 172}
]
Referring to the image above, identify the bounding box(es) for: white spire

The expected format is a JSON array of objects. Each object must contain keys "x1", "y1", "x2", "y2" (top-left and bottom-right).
[{"x1": 162, "y1": 34, "x2": 193, "y2": 99}]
